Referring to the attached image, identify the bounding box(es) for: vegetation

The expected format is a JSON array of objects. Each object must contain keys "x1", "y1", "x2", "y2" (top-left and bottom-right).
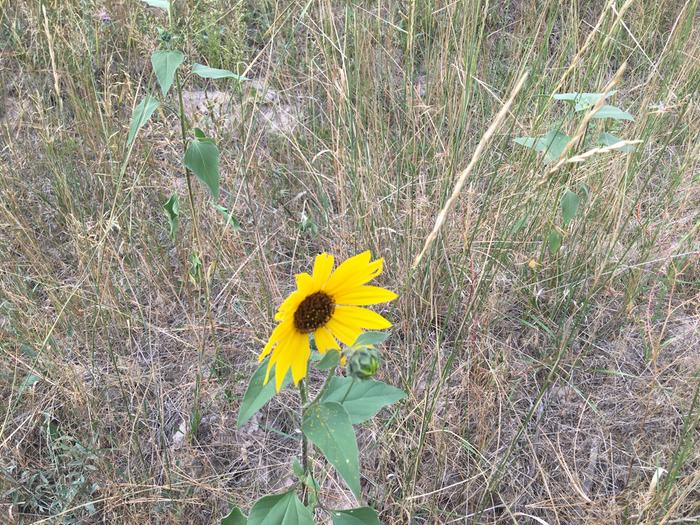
[{"x1": 1, "y1": 0, "x2": 698, "y2": 523}]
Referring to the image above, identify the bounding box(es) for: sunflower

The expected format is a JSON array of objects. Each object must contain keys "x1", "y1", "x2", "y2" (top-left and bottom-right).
[{"x1": 259, "y1": 251, "x2": 397, "y2": 391}]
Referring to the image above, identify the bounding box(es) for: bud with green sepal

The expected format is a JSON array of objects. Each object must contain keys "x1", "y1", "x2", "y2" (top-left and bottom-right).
[{"x1": 348, "y1": 345, "x2": 381, "y2": 379}]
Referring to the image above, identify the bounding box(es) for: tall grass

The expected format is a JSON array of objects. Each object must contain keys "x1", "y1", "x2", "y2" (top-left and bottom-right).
[{"x1": 1, "y1": 0, "x2": 698, "y2": 523}]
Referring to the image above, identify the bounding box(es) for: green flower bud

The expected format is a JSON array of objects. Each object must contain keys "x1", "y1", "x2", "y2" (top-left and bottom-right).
[{"x1": 348, "y1": 346, "x2": 381, "y2": 379}]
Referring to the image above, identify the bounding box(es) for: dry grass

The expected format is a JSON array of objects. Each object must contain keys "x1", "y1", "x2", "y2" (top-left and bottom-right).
[{"x1": 1, "y1": 0, "x2": 699, "y2": 523}]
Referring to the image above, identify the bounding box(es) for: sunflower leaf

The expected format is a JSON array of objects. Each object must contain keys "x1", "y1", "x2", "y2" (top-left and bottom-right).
[
  {"x1": 127, "y1": 95, "x2": 159, "y2": 147},
  {"x1": 353, "y1": 331, "x2": 389, "y2": 348},
  {"x1": 331, "y1": 507, "x2": 381, "y2": 525},
  {"x1": 248, "y1": 490, "x2": 313, "y2": 525},
  {"x1": 591, "y1": 105, "x2": 634, "y2": 121},
  {"x1": 548, "y1": 229, "x2": 563, "y2": 255},
  {"x1": 561, "y1": 189, "x2": 580, "y2": 227},
  {"x1": 184, "y1": 129, "x2": 220, "y2": 198},
  {"x1": 192, "y1": 63, "x2": 248, "y2": 81},
  {"x1": 513, "y1": 129, "x2": 570, "y2": 163},
  {"x1": 151, "y1": 50, "x2": 185, "y2": 96},
  {"x1": 553, "y1": 91, "x2": 617, "y2": 111},
  {"x1": 162, "y1": 193, "x2": 179, "y2": 239},
  {"x1": 599, "y1": 132, "x2": 637, "y2": 152},
  {"x1": 237, "y1": 359, "x2": 291, "y2": 428},
  {"x1": 320, "y1": 377, "x2": 406, "y2": 424},
  {"x1": 220, "y1": 506, "x2": 247, "y2": 525},
  {"x1": 302, "y1": 402, "x2": 361, "y2": 497},
  {"x1": 315, "y1": 350, "x2": 340, "y2": 370}
]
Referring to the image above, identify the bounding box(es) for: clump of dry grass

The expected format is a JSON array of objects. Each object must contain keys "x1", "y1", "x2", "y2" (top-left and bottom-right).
[{"x1": 1, "y1": 0, "x2": 699, "y2": 523}]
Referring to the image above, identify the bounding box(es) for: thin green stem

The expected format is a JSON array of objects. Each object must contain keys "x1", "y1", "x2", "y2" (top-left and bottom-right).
[
  {"x1": 298, "y1": 379, "x2": 310, "y2": 504},
  {"x1": 311, "y1": 364, "x2": 338, "y2": 404},
  {"x1": 340, "y1": 377, "x2": 357, "y2": 404}
]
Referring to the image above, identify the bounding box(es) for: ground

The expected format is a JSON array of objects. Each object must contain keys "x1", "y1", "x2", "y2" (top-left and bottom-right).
[{"x1": 1, "y1": 0, "x2": 699, "y2": 523}]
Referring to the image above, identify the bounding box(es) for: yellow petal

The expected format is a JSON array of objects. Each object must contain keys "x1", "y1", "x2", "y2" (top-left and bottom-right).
[
  {"x1": 314, "y1": 327, "x2": 339, "y2": 353},
  {"x1": 334, "y1": 285, "x2": 397, "y2": 306},
  {"x1": 312, "y1": 253, "x2": 334, "y2": 289},
  {"x1": 334, "y1": 305, "x2": 392, "y2": 330},
  {"x1": 259, "y1": 320, "x2": 292, "y2": 361},
  {"x1": 273, "y1": 336, "x2": 293, "y2": 391},
  {"x1": 325, "y1": 252, "x2": 384, "y2": 297},
  {"x1": 295, "y1": 272, "x2": 316, "y2": 294},
  {"x1": 275, "y1": 290, "x2": 305, "y2": 321},
  {"x1": 326, "y1": 316, "x2": 363, "y2": 346},
  {"x1": 264, "y1": 353, "x2": 275, "y2": 384},
  {"x1": 291, "y1": 332, "x2": 311, "y2": 384}
]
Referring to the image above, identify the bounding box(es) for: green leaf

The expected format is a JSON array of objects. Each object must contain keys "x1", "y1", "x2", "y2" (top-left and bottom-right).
[
  {"x1": 353, "y1": 332, "x2": 389, "y2": 348},
  {"x1": 553, "y1": 91, "x2": 617, "y2": 111},
  {"x1": 192, "y1": 63, "x2": 248, "y2": 81},
  {"x1": 248, "y1": 490, "x2": 313, "y2": 525},
  {"x1": 237, "y1": 358, "x2": 291, "y2": 428},
  {"x1": 221, "y1": 506, "x2": 247, "y2": 525},
  {"x1": 320, "y1": 377, "x2": 406, "y2": 425},
  {"x1": 292, "y1": 458, "x2": 305, "y2": 479},
  {"x1": 127, "y1": 95, "x2": 159, "y2": 147},
  {"x1": 511, "y1": 216, "x2": 528, "y2": 235},
  {"x1": 151, "y1": 50, "x2": 185, "y2": 96},
  {"x1": 332, "y1": 507, "x2": 381, "y2": 525},
  {"x1": 302, "y1": 402, "x2": 361, "y2": 497},
  {"x1": 163, "y1": 193, "x2": 180, "y2": 239},
  {"x1": 184, "y1": 131, "x2": 220, "y2": 198},
  {"x1": 514, "y1": 130, "x2": 570, "y2": 163},
  {"x1": 599, "y1": 132, "x2": 637, "y2": 152},
  {"x1": 591, "y1": 105, "x2": 634, "y2": 121},
  {"x1": 560, "y1": 190, "x2": 580, "y2": 227},
  {"x1": 17, "y1": 373, "x2": 41, "y2": 399},
  {"x1": 315, "y1": 350, "x2": 340, "y2": 370},
  {"x1": 141, "y1": 0, "x2": 170, "y2": 9},
  {"x1": 548, "y1": 230, "x2": 563, "y2": 255},
  {"x1": 214, "y1": 204, "x2": 242, "y2": 231}
]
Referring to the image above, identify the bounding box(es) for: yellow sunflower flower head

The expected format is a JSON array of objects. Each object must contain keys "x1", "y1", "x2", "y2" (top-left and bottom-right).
[{"x1": 259, "y1": 251, "x2": 397, "y2": 391}]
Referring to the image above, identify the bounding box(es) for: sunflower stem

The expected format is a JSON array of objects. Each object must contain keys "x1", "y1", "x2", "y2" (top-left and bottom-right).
[
  {"x1": 298, "y1": 379, "x2": 310, "y2": 503},
  {"x1": 311, "y1": 366, "x2": 336, "y2": 404},
  {"x1": 340, "y1": 377, "x2": 357, "y2": 404}
]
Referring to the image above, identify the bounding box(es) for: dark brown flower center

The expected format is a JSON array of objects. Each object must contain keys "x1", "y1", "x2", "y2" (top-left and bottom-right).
[{"x1": 294, "y1": 292, "x2": 334, "y2": 333}]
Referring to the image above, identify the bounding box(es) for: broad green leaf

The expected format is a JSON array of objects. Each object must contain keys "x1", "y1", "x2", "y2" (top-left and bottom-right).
[
  {"x1": 561, "y1": 190, "x2": 580, "y2": 226},
  {"x1": 17, "y1": 373, "x2": 41, "y2": 399},
  {"x1": 141, "y1": 0, "x2": 169, "y2": 9},
  {"x1": 514, "y1": 130, "x2": 570, "y2": 163},
  {"x1": 320, "y1": 377, "x2": 406, "y2": 424},
  {"x1": 248, "y1": 490, "x2": 313, "y2": 525},
  {"x1": 553, "y1": 91, "x2": 617, "y2": 111},
  {"x1": 315, "y1": 350, "x2": 340, "y2": 370},
  {"x1": 579, "y1": 183, "x2": 591, "y2": 203},
  {"x1": 302, "y1": 402, "x2": 361, "y2": 497},
  {"x1": 599, "y1": 132, "x2": 637, "y2": 152},
  {"x1": 127, "y1": 95, "x2": 159, "y2": 147},
  {"x1": 221, "y1": 507, "x2": 247, "y2": 525},
  {"x1": 151, "y1": 50, "x2": 185, "y2": 96},
  {"x1": 591, "y1": 105, "x2": 634, "y2": 121},
  {"x1": 214, "y1": 204, "x2": 242, "y2": 231},
  {"x1": 332, "y1": 507, "x2": 381, "y2": 525},
  {"x1": 353, "y1": 332, "x2": 389, "y2": 348},
  {"x1": 292, "y1": 458, "x2": 305, "y2": 479},
  {"x1": 237, "y1": 358, "x2": 292, "y2": 428},
  {"x1": 548, "y1": 230, "x2": 562, "y2": 255},
  {"x1": 184, "y1": 131, "x2": 220, "y2": 198},
  {"x1": 192, "y1": 63, "x2": 248, "y2": 81},
  {"x1": 189, "y1": 252, "x2": 203, "y2": 285},
  {"x1": 511, "y1": 216, "x2": 528, "y2": 235},
  {"x1": 163, "y1": 193, "x2": 179, "y2": 239}
]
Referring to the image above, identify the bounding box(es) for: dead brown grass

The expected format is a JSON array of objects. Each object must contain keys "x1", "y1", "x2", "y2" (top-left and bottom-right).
[{"x1": 1, "y1": 0, "x2": 699, "y2": 524}]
